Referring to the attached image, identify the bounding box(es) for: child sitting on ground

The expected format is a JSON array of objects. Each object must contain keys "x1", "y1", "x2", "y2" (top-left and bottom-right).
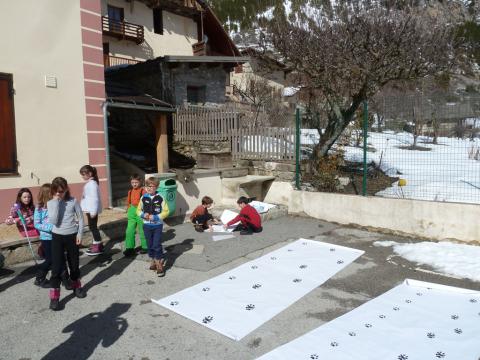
[
  {"x1": 5, "y1": 187, "x2": 39, "y2": 238},
  {"x1": 190, "y1": 196, "x2": 220, "y2": 232},
  {"x1": 123, "y1": 174, "x2": 147, "y2": 257},
  {"x1": 224, "y1": 196, "x2": 263, "y2": 235}
]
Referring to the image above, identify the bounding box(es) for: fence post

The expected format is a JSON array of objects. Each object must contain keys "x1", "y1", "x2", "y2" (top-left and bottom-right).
[
  {"x1": 362, "y1": 100, "x2": 368, "y2": 196},
  {"x1": 295, "y1": 108, "x2": 301, "y2": 190}
]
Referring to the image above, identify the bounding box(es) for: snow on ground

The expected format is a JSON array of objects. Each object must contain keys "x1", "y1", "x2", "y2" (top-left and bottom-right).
[
  {"x1": 374, "y1": 240, "x2": 480, "y2": 282},
  {"x1": 343, "y1": 131, "x2": 480, "y2": 204}
]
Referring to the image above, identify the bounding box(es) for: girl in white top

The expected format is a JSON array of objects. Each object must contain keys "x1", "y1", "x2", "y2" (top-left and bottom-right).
[{"x1": 79, "y1": 165, "x2": 103, "y2": 256}]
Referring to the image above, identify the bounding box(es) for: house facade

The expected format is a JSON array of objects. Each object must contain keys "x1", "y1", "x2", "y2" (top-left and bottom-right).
[{"x1": 0, "y1": 0, "x2": 108, "y2": 216}]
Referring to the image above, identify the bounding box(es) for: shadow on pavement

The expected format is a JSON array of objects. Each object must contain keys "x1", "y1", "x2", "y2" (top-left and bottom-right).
[{"x1": 41, "y1": 302, "x2": 131, "y2": 360}]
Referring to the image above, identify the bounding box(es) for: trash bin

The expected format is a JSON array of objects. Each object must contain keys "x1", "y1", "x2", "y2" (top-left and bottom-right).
[{"x1": 158, "y1": 178, "x2": 177, "y2": 217}]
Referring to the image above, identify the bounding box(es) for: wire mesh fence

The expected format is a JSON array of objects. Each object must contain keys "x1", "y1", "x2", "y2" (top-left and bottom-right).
[{"x1": 299, "y1": 93, "x2": 480, "y2": 204}]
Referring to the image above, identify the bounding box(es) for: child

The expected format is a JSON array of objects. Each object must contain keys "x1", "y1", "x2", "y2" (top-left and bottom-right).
[
  {"x1": 224, "y1": 196, "x2": 263, "y2": 235},
  {"x1": 123, "y1": 174, "x2": 147, "y2": 257},
  {"x1": 47, "y1": 177, "x2": 86, "y2": 311},
  {"x1": 79, "y1": 165, "x2": 103, "y2": 256},
  {"x1": 34, "y1": 184, "x2": 72, "y2": 289},
  {"x1": 190, "y1": 196, "x2": 220, "y2": 232},
  {"x1": 136, "y1": 177, "x2": 169, "y2": 276},
  {"x1": 5, "y1": 188, "x2": 39, "y2": 238}
]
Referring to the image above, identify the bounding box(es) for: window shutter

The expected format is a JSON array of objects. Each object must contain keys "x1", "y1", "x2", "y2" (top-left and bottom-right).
[{"x1": 0, "y1": 73, "x2": 17, "y2": 173}]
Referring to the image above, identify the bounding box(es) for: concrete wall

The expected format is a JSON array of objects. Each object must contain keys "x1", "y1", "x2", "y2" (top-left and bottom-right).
[
  {"x1": 231, "y1": 61, "x2": 285, "y2": 95},
  {"x1": 101, "y1": 0, "x2": 198, "y2": 60},
  {"x1": 264, "y1": 182, "x2": 480, "y2": 243}
]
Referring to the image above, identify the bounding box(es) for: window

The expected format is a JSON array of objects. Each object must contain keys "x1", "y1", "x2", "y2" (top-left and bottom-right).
[
  {"x1": 153, "y1": 8, "x2": 163, "y2": 35},
  {"x1": 0, "y1": 73, "x2": 17, "y2": 173},
  {"x1": 187, "y1": 86, "x2": 206, "y2": 104},
  {"x1": 107, "y1": 5, "x2": 124, "y2": 32}
]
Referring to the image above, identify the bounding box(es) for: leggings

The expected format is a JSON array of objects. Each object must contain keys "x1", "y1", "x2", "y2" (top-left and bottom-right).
[
  {"x1": 87, "y1": 213, "x2": 101, "y2": 243},
  {"x1": 50, "y1": 233, "x2": 80, "y2": 289}
]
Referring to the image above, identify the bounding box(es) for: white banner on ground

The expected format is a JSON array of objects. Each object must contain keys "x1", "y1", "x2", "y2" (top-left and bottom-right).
[
  {"x1": 257, "y1": 279, "x2": 480, "y2": 360},
  {"x1": 152, "y1": 239, "x2": 364, "y2": 340}
]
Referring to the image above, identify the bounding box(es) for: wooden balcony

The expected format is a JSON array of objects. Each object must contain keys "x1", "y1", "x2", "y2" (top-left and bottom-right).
[
  {"x1": 102, "y1": 16, "x2": 144, "y2": 44},
  {"x1": 104, "y1": 55, "x2": 142, "y2": 68},
  {"x1": 192, "y1": 41, "x2": 206, "y2": 56}
]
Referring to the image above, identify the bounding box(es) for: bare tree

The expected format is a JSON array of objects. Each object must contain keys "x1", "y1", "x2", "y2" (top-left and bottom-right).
[{"x1": 266, "y1": 3, "x2": 463, "y2": 161}]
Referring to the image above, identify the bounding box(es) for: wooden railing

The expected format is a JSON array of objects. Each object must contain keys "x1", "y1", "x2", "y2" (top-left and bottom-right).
[
  {"x1": 104, "y1": 55, "x2": 142, "y2": 68},
  {"x1": 173, "y1": 106, "x2": 239, "y2": 142},
  {"x1": 102, "y1": 16, "x2": 144, "y2": 44},
  {"x1": 231, "y1": 127, "x2": 295, "y2": 161}
]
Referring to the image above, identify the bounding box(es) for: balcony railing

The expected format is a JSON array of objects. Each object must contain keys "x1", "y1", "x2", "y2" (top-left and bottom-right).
[
  {"x1": 102, "y1": 16, "x2": 144, "y2": 44},
  {"x1": 104, "y1": 55, "x2": 142, "y2": 68}
]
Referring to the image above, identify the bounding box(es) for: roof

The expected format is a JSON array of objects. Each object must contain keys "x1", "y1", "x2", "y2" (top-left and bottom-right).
[
  {"x1": 163, "y1": 55, "x2": 249, "y2": 63},
  {"x1": 105, "y1": 82, "x2": 175, "y2": 112}
]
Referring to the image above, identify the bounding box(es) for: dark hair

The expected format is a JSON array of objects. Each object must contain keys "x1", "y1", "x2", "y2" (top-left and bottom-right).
[
  {"x1": 37, "y1": 183, "x2": 52, "y2": 208},
  {"x1": 51, "y1": 177, "x2": 72, "y2": 200},
  {"x1": 80, "y1": 165, "x2": 99, "y2": 184},
  {"x1": 130, "y1": 173, "x2": 142, "y2": 181},
  {"x1": 237, "y1": 196, "x2": 249, "y2": 205},
  {"x1": 201, "y1": 196, "x2": 213, "y2": 205},
  {"x1": 16, "y1": 187, "x2": 34, "y2": 211}
]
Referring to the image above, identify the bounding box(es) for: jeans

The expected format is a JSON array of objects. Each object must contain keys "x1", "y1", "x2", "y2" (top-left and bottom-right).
[
  {"x1": 143, "y1": 224, "x2": 164, "y2": 260},
  {"x1": 50, "y1": 233, "x2": 80, "y2": 289}
]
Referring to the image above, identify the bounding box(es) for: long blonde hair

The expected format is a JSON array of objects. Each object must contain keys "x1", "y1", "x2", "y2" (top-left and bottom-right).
[{"x1": 37, "y1": 183, "x2": 52, "y2": 208}]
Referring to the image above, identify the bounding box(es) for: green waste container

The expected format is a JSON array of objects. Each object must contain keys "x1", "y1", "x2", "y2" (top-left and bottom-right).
[{"x1": 158, "y1": 178, "x2": 177, "y2": 217}]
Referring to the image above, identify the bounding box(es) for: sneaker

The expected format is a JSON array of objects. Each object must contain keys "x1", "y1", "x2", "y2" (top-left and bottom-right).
[
  {"x1": 123, "y1": 248, "x2": 136, "y2": 258},
  {"x1": 155, "y1": 259, "x2": 165, "y2": 277},
  {"x1": 138, "y1": 248, "x2": 148, "y2": 255},
  {"x1": 86, "y1": 243, "x2": 104, "y2": 256},
  {"x1": 60, "y1": 271, "x2": 73, "y2": 291},
  {"x1": 149, "y1": 260, "x2": 156, "y2": 270},
  {"x1": 240, "y1": 230, "x2": 253, "y2": 235},
  {"x1": 74, "y1": 287, "x2": 86, "y2": 298},
  {"x1": 194, "y1": 225, "x2": 204, "y2": 233},
  {"x1": 49, "y1": 299, "x2": 60, "y2": 311}
]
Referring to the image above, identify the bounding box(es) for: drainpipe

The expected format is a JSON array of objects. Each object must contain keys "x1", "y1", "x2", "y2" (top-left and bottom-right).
[{"x1": 102, "y1": 102, "x2": 113, "y2": 208}]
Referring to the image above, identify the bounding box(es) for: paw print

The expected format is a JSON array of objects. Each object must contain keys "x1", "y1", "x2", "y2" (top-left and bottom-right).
[
  {"x1": 202, "y1": 316, "x2": 213, "y2": 324},
  {"x1": 245, "y1": 304, "x2": 255, "y2": 310},
  {"x1": 270, "y1": 257, "x2": 277, "y2": 260},
  {"x1": 252, "y1": 284, "x2": 262, "y2": 289},
  {"x1": 398, "y1": 355, "x2": 408, "y2": 360},
  {"x1": 170, "y1": 301, "x2": 179, "y2": 306},
  {"x1": 427, "y1": 332, "x2": 435, "y2": 338},
  {"x1": 451, "y1": 314, "x2": 459, "y2": 320},
  {"x1": 393, "y1": 306, "x2": 400, "y2": 311},
  {"x1": 348, "y1": 331, "x2": 356, "y2": 336},
  {"x1": 299, "y1": 264, "x2": 308, "y2": 269},
  {"x1": 228, "y1": 276, "x2": 236, "y2": 280},
  {"x1": 365, "y1": 323, "x2": 372, "y2": 328},
  {"x1": 202, "y1": 287, "x2": 210, "y2": 292},
  {"x1": 287, "y1": 249, "x2": 293, "y2": 252},
  {"x1": 470, "y1": 298, "x2": 478, "y2": 303},
  {"x1": 337, "y1": 260, "x2": 344, "y2": 264},
  {"x1": 454, "y1": 328, "x2": 462, "y2": 334},
  {"x1": 416, "y1": 292, "x2": 423, "y2": 296},
  {"x1": 330, "y1": 248, "x2": 336, "y2": 252},
  {"x1": 330, "y1": 341, "x2": 339, "y2": 347},
  {"x1": 310, "y1": 355, "x2": 319, "y2": 359},
  {"x1": 435, "y1": 351, "x2": 445, "y2": 358},
  {"x1": 405, "y1": 299, "x2": 412, "y2": 304},
  {"x1": 379, "y1": 314, "x2": 386, "y2": 319},
  {"x1": 302, "y1": 242, "x2": 308, "y2": 245},
  {"x1": 251, "y1": 265, "x2": 258, "y2": 270},
  {"x1": 293, "y1": 278, "x2": 302, "y2": 283}
]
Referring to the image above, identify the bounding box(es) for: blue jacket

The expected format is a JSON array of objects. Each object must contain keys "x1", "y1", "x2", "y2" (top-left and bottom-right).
[
  {"x1": 136, "y1": 192, "x2": 169, "y2": 226},
  {"x1": 34, "y1": 207, "x2": 53, "y2": 240}
]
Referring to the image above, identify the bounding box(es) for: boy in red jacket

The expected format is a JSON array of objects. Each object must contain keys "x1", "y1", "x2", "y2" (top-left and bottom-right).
[{"x1": 224, "y1": 196, "x2": 262, "y2": 235}]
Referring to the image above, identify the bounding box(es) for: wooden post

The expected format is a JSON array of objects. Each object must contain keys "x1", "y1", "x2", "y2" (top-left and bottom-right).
[{"x1": 154, "y1": 113, "x2": 169, "y2": 173}]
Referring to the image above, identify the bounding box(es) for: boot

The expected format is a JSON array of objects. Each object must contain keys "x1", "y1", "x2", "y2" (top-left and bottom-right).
[
  {"x1": 149, "y1": 259, "x2": 156, "y2": 270},
  {"x1": 155, "y1": 259, "x2": 165, "y2": 277},
  {"x1": 60, "y1": 271, "x2": 73, "y2": 291},
  {"x1": 72, "y1": 280, "x2": 86, "y2": 298},
  {"x1": 49, "y1": 288, "x2": 61, "y2": 311}
]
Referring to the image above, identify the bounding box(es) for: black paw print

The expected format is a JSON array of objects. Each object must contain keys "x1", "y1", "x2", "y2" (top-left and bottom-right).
[
  {"x1": 330, "y1": 341, "x2": 339, "y2": 347},
  {"x1": 405, "y1": 299, "x2": 412, "y2": 304},
  {"x1": 470, "y1": 298, "x2": 478, "y2": 303},
  {"x1": 348, "y1": 331, "x2": 356, "y2": 336},
  {"x1": 310, "y1": 355, "x2": 319, "y2": 359},
  {"x1": 302, "y1": 242, "x2": 308, "y2": 245},
  {"x1": 454, "y1": 328, "x2": 462, "y2": 334},
  {"x1": 299, "y1": 264, "x2": 308, "y2": 269},
  {"x1": 427, "y1": 332, "x2": 435, "y2": 338},
  {"x1": 416, "y1": 292, "x2": 423, "y2": 296},
  {"x1": 202, "y1": 316, "x2": 213, "y2": 324},
  {"x1": 330, "y1": 248, "x2": 336, "y2": 252},
  {"x1": 170, "y1": 301, "x2": 179, "y2": 306},
  {"x1": 435, "y1": 351, "x2": 445, "y2": 358},
  {"x1": 251, "y1": 265, "x2": 258, "y2": 270},
  {"x1": 393, "y1": 306, "x2": 400, "y2": 311},
  {"x1": 337, "y1": 260, "x2": 344, "y2": 264},
  {"x1": 379, "y1": 314, "x2": 386, "y2": 319},
  {"x1": 451, "y1": 314, "x2": 459, "y2": 320},
  {"x1": 245, "y1": 304, "x2": 255, "y2": 310},
  {"x1": 270, "y1": 257, "x2": 277, "y2": 260},
  {"x1": 398, "y1": 355, "x2": 408, "y2": 360},
  {"x1": 287, "y1": 249, "x2": 293, "y2": 252},
  {"x1": 293, "y1": 278, "x2": 302, "y2": 283},
  {"x1": 365, "y1": 323, "x2": 372, "y2": 328},
  {"x1": 202, "y1": 287, "x2": 210, "y2": 292},
  {"x1": 252, "y1": 284, "x2": 262, "y2": 289},
  {"x1": 228, "y1": 276, "x2": 236, "y2": 280}
]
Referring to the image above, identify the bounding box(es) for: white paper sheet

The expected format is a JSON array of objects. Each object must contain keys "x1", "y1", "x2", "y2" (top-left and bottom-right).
[
  {"x1": 211, "y1": 224, "x2": 236, "y2": 233},
  {"x1": 250, "y1": 200, "x2": 276, "y2": 214},
  {"x1": 212, "y1": 234, "x2": 236, "y2": 241},
  {"x1": 257, "y1": 279, "x2": 480, "y2": 360},
  {"x1": 220, "y1": 209, "x2": 240, "y2": 225},
  {"x1": 152, "y1": 239, "x2": 364, "y2": 340}
]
